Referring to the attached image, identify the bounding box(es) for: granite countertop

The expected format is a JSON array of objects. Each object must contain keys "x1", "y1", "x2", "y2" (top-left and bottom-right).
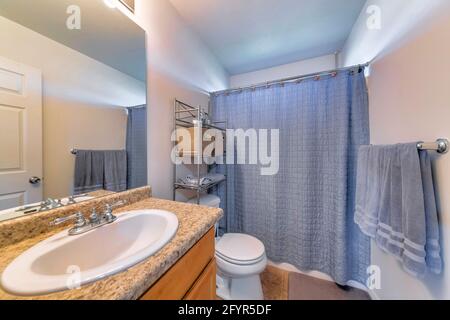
[
  {"x1": 0, "y1": 197, "x2": 223, "y2": 300},
  {"x1": 87, "y1": 190, "x2": 116, "y2": 198}
]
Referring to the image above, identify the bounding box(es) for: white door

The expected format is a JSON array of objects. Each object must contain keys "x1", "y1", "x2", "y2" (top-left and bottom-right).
[{"x1": 0, "y1": 56, "x2": 42, "y2": 210}]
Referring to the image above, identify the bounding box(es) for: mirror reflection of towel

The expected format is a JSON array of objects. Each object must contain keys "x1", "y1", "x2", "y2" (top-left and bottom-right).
[
  {"x1": 74, "y1": 150, "x2": 127, "y2": 194},
  {"x1": 104, "y1": 150, "x2": 127, "y2": 192}
]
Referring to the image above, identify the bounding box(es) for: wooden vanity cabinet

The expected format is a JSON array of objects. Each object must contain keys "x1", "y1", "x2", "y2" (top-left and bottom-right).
[{"x1": 140, "y1": 228, "x2": 216, "y2": 300}]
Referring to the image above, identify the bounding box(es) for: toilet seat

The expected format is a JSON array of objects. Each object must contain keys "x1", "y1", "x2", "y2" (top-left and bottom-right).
[
  {"x1": 216, "y1": 233, "x2": 265, "y2": 266},
  {"x1": 216, "y1": 251, "x2": 265, "y2": 265}
]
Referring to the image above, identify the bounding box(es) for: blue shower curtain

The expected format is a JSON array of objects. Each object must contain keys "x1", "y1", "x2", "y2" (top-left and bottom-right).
[
  {"x1": 211, "y1": 69, "x2": 370, "y2": 284},
  {"x1": 126, "y1": 106, "x2": 147, "y2": 189}
]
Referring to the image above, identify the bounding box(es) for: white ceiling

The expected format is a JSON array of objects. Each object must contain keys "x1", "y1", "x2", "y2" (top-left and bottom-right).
[
  {"x1": 170, "y1": 0, "x2": 367, "y2": 75},
  {"x1": 0, "y1": 0, "x2": 146, "y2": 81}
]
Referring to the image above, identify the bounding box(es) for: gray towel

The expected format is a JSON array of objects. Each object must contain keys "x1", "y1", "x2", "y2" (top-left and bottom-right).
[
  {"x1": 355, "y1": 143, "x2": 442, "y2": 277},
  {"x1": 74, "y1": 150, "x2": 127, "y2": 194},
  {"x1": 74, "y1": 150, "x2": 104, "y2": 195},
  {"x1": 104, "y1": 150, "x2": 127, "y2": 192},
  {"x1": 420, "y1": 151, "x2": 442, "y2": 274}
]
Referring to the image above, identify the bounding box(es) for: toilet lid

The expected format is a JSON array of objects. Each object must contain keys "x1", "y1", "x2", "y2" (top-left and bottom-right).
[{"x1": 216, "y1": 233, "x2": 265, "y2": 263}]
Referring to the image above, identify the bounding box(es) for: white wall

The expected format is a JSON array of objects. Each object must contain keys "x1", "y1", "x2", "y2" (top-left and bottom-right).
[
  {"x1": 0, "y1": 16, "x2": 145, "y2": 199},
  {"x1": 131, "y1": 0, "x2": 229, "y2": 199},
  {"x1": 230, "y1": 54, "x2": 336, "y2": 88},
  {"x1": 135, "y1": 0, "x2": 228, "y2": 93},
  {"x1": 339, "y1": 0, "x2": 450, "y2": 67},
  {"x1": 340, "y1": 0, "x2": 450, "y2": 299}
]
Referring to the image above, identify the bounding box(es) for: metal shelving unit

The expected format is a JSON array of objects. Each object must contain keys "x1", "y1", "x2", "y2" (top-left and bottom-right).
[
  {"x1": 173, "y1": 99, "x2": 227, "y2": 215},
  {"x1": 174, "y1": 176, "x2": 226, "y2": 193}
]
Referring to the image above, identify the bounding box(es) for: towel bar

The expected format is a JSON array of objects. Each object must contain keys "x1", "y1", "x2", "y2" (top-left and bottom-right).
[
  {"x1": 417, "y1": 139, "x2": 449, "y2": 154},
  {"x1": 73, "y1": 142, "x2": 448, "y2": 155}
]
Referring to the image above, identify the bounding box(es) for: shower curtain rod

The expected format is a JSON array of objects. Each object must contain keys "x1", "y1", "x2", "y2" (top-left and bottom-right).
[{"x1": 211, "y1": 61, "x2": 372, "y2": 96}]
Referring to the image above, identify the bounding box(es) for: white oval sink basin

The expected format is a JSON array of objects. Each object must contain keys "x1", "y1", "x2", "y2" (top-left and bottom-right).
[{"x1": 1, "y1": 210, "x2": 179, "y2": 296}]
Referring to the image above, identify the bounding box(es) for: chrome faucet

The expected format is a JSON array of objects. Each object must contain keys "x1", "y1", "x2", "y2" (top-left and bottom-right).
[
  {"x1": 39, "y1": 198, "x2": 63, "y2": 211},
  {"x1": 16, "y1": 198, "x2": 62, "y2": 213},
  {"x1": 50, "y1": 212, "x2": 88, "y2": 235},
  {"x1": 50, "y1": 200, "x2": 126, "y2": 236}
]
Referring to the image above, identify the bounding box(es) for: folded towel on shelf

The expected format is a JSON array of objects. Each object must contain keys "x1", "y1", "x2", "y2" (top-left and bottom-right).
[
  {"x1": 178, "y1": 176, "x2": 212, "y2": 187},
  {"x1": 178, "y1": 174, "x2": 226, "y2": 187},
  {"x1": 355, "y1": 143, "x2": 442, "y2": 277}
]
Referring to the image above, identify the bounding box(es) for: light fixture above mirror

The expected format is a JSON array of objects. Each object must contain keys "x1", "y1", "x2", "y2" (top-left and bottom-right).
[
  {"x1": 103, "y1": 0, "x2": 119, "y2": 9},
  {"x1": 103, "y1": 0, "x2": 134, "y2": 12}
]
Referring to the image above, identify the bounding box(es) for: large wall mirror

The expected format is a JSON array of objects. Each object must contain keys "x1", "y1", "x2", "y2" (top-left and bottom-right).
[{"x1": 0, "y1": 0, "x2": 147, "y2": 222}]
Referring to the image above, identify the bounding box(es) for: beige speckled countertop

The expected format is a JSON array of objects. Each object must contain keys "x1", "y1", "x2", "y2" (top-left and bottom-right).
[{"x1": 0, "y1": 196, "x2": 223, "y2": 300}]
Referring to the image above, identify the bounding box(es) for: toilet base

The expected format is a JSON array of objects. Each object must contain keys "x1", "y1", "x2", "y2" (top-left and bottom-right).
[{"x1": 216, "y1": 274, "x2": 264, "y2": 300}]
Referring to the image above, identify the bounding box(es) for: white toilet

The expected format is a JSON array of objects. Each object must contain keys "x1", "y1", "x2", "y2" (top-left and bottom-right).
[
  {"x1": 215, "y1": 233, "x2": 267, "y2": 300},
  {"x1": 188, "y1": 195, "x2": 267, "y2": 300}
]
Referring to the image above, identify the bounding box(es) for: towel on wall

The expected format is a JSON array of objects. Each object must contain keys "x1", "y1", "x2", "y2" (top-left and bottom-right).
[
  {"x1": 74, "y1": 150, "x2": 127, "y2": 194},
  {"x1": 355, "y1": 143, "x2": 442, "y2": 277}
]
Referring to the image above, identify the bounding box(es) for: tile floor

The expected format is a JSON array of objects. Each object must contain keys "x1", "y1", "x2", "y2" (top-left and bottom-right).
[{"x1": 260, "y1": 265, "x2": 370, "y2": 300}]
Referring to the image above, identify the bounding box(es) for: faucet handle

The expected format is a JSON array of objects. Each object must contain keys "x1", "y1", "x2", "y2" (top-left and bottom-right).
[
  {"x1": 103, "y1": 200, "x2": 126, "y2": 223},
  {"x1": 50, "y1": 212, "x2": 87, "y2": 227},
  {"x1": 105, "y1": 200, "x2": 126, "y2": 212},
  {"x1": 67, "y1": 196, "x2": 76, "y2": 204}
]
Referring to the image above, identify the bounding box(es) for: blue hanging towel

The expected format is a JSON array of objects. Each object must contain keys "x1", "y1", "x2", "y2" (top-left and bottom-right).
[{"x1": 355, "y1": 143, "x2": 442, "y2": 277}]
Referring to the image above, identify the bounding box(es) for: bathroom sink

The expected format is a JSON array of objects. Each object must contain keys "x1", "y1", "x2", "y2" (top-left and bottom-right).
[{"x1": 1, "y1": 210, "x2": 179, "y2": 296}]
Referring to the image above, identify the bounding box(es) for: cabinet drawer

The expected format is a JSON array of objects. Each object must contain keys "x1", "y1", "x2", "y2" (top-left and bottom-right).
[{"x1": 140, "y1": 228, "x2": 215, "y2": 300}]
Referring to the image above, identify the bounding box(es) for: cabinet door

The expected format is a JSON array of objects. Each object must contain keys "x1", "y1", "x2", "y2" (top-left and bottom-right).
[
  {"x1": 184, "y1": 259, "x2": 216, "y2": 300},
  {"x1": 140, "y1": 228, "x2": 215, "y2": 300}
]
